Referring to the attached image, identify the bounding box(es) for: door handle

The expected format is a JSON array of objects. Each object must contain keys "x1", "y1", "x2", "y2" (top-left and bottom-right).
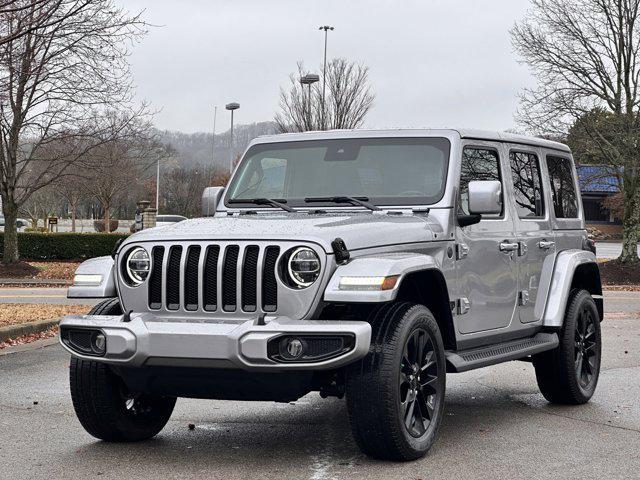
[
  {"x1": 499, "y1": 241, "x2": 519, "y2": 253},
  {"x1": 538, "y1": 240, "x2": 555, "y2": 250}
]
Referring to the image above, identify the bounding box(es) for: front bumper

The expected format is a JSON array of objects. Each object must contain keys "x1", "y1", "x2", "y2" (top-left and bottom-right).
[{"x1": 58, "y1": 313, "x2": 371, "y2": 371}]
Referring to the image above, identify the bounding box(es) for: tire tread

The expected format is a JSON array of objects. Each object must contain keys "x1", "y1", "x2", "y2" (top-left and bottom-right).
[{"x1": 534, "y1": 289, "x2": 601, "y2": 405}]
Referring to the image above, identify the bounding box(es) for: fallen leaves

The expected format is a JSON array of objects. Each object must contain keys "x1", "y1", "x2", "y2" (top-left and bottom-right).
[
  {"x1": 0, "y1": 261, "x2": 80, "y2": 281},
  {"x1": 0, "y1": 303, "x2": 90, "y2": 328},
  {"x1": 599, "y1": 260, "x2": 640, "y2": 287},
  {"x1": 0, "y1": 326, "x2": 58, "y2": 349}
]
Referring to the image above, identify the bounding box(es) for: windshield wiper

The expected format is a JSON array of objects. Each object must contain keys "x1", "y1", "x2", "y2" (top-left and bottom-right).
[
  {"x1": 304, "y1": 196, "x2": 381, "y2": 211},
  {"x1": 228, "y1": 197, "x2": 296, "y2": 213}
]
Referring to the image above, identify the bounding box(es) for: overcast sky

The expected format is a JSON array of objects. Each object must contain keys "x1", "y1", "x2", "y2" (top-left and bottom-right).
[{"x1": 122, "y1": 0, "x2": 536, "y2": 134}]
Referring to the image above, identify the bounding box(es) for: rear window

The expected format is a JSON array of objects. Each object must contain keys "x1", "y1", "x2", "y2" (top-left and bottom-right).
[{"x1": 547, "y1": 156, "x2": 578, "y2": 218}]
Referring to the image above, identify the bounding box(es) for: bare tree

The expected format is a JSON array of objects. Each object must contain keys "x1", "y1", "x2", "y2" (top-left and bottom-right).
[
  {"x1": 0, "y1": 1, "x2": 77, "y2": 46},
  {"x1": 19, "y1": 181, "x2": 60, "y2": 230},
  {"x1": 57, "y1": 170, "x2": 88, "y2": 232},
  {"x1": 0, "y1": 0, "x2": 147, "y2": 263},
  {"x1": 275, "y1": 58, "x2": 375, "y2": 133},
  {"x1": 162, "y1": 166, "x2": 209, "y2": 217},
  {"x1": 512, "y1": 0, "x2": 640, "y2": 264},
  {"x1": 84, "y1": 117, "x2": 171, "y2": 231}
]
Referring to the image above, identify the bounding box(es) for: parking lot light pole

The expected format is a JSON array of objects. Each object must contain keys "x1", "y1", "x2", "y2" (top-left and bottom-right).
[
  {"x1": 225, "y1": 102, "x2": 240, "y2": 173},
  {"x1": 156, "y1": 157, "x2": 160, "y2": 210},
  {"x1": 299, "y1": 73, "x2": 319, "y2": 130},
  {"x1": 212, "y1": 105, "x2": 218, "y2": 166},
  {"x1": 318, "y1": 25, "x2": 334, "y2": 129}
]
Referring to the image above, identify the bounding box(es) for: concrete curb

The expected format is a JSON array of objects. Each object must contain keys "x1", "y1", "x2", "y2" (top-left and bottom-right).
[
  {"x1": 0, "y1": 318, "x2": 59, "y2": 343},
  {"x1": 0, "y1": 336, "x2": 59, "y2": 356}
]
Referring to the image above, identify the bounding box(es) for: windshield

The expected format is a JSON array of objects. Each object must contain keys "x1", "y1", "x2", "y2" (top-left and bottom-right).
[{"x1": 225, "y1": 137, "x2": 450, "y2": 207}]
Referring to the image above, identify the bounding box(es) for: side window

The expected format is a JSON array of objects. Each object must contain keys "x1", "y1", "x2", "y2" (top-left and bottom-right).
[
  {"x1": 459, "y1": 147, "x2": 503, "y2": 216},
  {"x1": 509, "y1": 151, "x2": 544, "y2": 218},
  {"x1": 547, "y1": 156, "x2": 578, "y2": 218}
]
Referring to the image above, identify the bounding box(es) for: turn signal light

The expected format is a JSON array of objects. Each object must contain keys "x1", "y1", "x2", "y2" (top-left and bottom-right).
[{"x1": 338, "y1": 275, "x2": 399, "y2": 291}]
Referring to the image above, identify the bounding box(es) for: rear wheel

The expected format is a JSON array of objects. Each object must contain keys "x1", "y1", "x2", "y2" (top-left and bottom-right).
[
  {"x1": 533, "y1": 289, "x2": 602, "y2": 404},
  {"x1": 346, "y1": 302, "x2": 446, "y2": 461}
]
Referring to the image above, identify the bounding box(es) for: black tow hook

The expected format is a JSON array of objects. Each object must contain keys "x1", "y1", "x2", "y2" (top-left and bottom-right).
[
  {"x1": 122, "y1": 310, "x2": 133, "y2": 323},
  {"x1": 255, "y1": 313, "x2": 267, "y2": 326}
]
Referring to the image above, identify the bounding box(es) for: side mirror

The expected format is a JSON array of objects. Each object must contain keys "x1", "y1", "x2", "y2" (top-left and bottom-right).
[
  {"x1": 468, "y1": 180, "x2": 502, "y2": 215},
  {"x1": 202, "y1": 186, "x2": 225, "y2": 217}
]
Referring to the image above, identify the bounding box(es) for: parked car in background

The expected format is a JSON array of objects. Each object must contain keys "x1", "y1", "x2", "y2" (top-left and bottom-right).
[
  {"x1": 60, "y1": 129, "x2": 602, "y2": 461},
  {"x1": 0, "y1": 216, "x2": 29, "y2": 231},
  {"x1": 155, "y1": 214, "x2": 187, "y2": 227}
]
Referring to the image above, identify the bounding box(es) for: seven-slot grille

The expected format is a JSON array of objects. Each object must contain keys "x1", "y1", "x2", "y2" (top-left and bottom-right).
[{"x1": 146, "y1": 243, "x2": 281, "y2": 314}]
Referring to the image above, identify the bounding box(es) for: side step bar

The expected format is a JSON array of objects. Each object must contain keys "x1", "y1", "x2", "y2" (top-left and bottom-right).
[{"x1": 445, "y1": 332, "x2": 559, "y2": 373}]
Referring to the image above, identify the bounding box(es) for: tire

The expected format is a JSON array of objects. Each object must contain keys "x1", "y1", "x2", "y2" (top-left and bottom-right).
[
  {"x1": 88, "y1": 298, "x2": 123, "y2": 316},
  {"x1": 70, "y1": 298, "x2": 176, "y2": 441},
  {"x1": 533, "y1": 289, "x2": 602, "y2": 404},
  {"x1": 346, "y1": 302, "x2": 446, "y2": 461}
]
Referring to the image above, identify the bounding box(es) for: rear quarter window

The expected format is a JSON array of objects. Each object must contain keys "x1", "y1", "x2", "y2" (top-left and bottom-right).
[{"x1": 546, "y1": 155, "x2": 578, "y2": 218}]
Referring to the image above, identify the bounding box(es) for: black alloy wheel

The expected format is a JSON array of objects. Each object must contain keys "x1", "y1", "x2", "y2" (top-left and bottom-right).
[
  {"x1": 400, "y1": 328, "x2": 441, "y2": 437},
  {"x1": 574, "y1": 305, "x2": 599, "y2": 391}
]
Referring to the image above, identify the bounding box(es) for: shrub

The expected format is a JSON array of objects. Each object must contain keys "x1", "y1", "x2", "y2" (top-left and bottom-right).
[{"x1": 0, "y1": 232, "x2": 129, "y2": 260}]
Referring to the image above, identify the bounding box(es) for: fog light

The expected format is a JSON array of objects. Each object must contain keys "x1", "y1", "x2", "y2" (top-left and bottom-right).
[
  {"x1": 268, "y1": 335, "x2": 355, "y2": 363},
  {"x1": 92, "y1": 332, "x2": 106, "y2": 355},
  {"x1": 283, "y1": 338, "x2": 304, "y2": 358}
]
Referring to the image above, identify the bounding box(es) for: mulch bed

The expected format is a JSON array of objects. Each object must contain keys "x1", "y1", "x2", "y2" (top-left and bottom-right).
[
  {"x1": 599, "y1": 259, "x2": 640, "y2": 288},
  {"x1": 0, "y1": 304, "x2": 90, "y2": 328},
  {"x1": 0, "y1": 260, "x2": 80, "y2": 281}
]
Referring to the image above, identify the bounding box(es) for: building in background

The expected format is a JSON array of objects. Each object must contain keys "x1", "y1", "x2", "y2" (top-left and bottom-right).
[{"x1": 577, "y1": 165, "x2": 622, "y2": 236}]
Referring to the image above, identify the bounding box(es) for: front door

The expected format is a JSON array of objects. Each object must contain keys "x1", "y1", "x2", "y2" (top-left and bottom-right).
[
  {"x1": 456, "y1": 144, "x2": 519, "y2": 334},
  {"x1": 506, "y1": 148, "x2": 556, "y2": 324}
]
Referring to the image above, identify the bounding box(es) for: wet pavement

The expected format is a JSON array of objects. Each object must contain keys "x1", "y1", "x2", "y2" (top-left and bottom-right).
[{"x1": 0, "y1": 290, "x2": 638, "y2": 480}]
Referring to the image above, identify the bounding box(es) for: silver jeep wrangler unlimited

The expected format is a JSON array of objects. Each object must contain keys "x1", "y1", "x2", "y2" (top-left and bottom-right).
[{"x1": 60, "y1": 129, "x2": 602, "y2": 461}]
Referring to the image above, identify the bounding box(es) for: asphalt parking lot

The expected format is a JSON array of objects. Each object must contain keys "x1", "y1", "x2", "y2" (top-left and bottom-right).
[{"x1": 0, "y1": 290, "x2": 638, "y2": 480}]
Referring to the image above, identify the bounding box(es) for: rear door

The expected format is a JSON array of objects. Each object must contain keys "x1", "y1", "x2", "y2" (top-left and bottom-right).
[{"x1": 506, "y1": 147, "x2": 556, "y2": 324}]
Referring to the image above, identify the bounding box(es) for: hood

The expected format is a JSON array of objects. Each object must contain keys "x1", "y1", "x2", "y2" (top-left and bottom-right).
[{"x1": 124, "y1": 211, "x2": 440, "y2": 253}]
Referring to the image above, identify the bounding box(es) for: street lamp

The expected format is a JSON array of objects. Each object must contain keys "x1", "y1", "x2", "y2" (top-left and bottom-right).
[
  {"x1": 225, "y1": 102, "x2": 240, "y2": 173},
  {"x1": 212, "y1": 105, "x2": 218, "y2": 167},
  {"x1": 299, "y1": 73, "x2": 319, "y2": 130},
  {"x1": 318, "y1": 25, "x2": 334, "y2": 129},
  {"x1": 156, "y1": 156, "x2": 160, "y2": 211}
]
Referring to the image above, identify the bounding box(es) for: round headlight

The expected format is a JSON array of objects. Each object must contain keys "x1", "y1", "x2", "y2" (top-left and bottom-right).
[
  {"x1": 126, "y1": 247, "x2": 150, "y2": 285},
  {"x1": 287, "y1": 247, "x2": 321, "y2": 288}
]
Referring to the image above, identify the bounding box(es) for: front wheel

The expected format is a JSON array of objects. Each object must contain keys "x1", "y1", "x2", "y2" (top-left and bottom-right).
[
  {"x1": 70, "y1": 298, "x2": 175, "y2": 441},
  {"x1": 70, "y1": 357, "x2": 176, "y2": 441},
  {"x1": 346, "y1": 303, "x2": 446, "y2": 461}
]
